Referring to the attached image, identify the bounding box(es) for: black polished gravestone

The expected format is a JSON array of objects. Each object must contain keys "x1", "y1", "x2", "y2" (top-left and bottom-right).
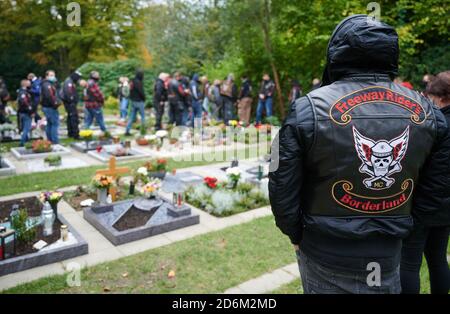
[{"x1": 83, "y1": 195, "x2": 199, "y2": 246}]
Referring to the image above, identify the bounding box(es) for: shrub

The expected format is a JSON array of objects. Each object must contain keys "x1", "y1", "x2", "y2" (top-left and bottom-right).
[{"x1": 11, "y1": 209, "x2": 37, "y2": 244}]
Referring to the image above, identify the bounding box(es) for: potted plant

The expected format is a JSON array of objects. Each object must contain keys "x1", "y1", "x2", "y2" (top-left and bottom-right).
[
  {"x1": 92, "y1": 174, "x2": 114, "y2": 204},
  {"x1": 44, "y1": 155, "x2": 62, "y2": 167},
  {"x1": 145, "y1": 159, "x2": 168, "y2": 180},
  {"x1": 40, "y1": 191, "x2": 64, "y2": 215},
  {"x1": 136, "y1": 126, "x2": 149, "y2": 146},
  {"x1": 31, "y1": 139, "x2": 52, "y2": 153}
]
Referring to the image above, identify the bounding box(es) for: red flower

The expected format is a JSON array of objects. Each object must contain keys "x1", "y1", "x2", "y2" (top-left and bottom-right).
[{"x1": 204, "y1": 177, "x2": 218, "y2": 189}]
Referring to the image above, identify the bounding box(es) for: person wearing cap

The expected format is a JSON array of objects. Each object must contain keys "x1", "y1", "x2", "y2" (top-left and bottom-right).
[
  {"x1": 83, "y1": 71, "x2": 107, "y2": 132},
  {"x1": 62, "y1": 70, "x2": 82, "y2": 139},
  {"x1": 269, "y1": 15, "x2": 450, "y2": 294}
]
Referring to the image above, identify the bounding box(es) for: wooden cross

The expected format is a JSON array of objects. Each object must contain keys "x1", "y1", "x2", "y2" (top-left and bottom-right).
[{"x1": 96, "y1": 157, "x2": 130, "y2": 202}]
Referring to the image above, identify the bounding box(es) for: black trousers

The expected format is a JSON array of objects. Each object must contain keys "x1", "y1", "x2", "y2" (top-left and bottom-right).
[
  {"x1": 401, "y1": 224, "x2": 450, "y2": 294},
  {"x1": 154, "y1": 101, "x2": 165, "y2": 130},
  {"x1": 64, "y1": 102, "x2": 80, "y2": 139},
  {"x1": 168, "y1": 101, "x2": 183, "y2": 126}
]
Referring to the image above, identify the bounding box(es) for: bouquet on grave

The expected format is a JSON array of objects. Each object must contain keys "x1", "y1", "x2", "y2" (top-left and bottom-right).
[
  {"x1": 31, "y1": 139, "x2": 52, "y2": 153},
  {"x1": 40, "y1": 191, "x2": 64, "y2": 204},
  {"x1": 79, "y1": 130, "x2": 94, "y2": 142},
  {"x1": 142, "y1": 179, "x2": 162, "y2": 198},
  {"x1": 91, "y1": 174, "x2": 114, "y2": 190}
]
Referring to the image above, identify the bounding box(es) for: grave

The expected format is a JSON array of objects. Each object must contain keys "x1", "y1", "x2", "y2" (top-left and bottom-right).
[
  {"x1": 70, "y1": 139, "x2": 114, "y2": 153},
  {"x1": 26, "y1": 157, "x2": 89, "y2": 173},
  {"x1": 0, "y1": 196, "x2": 88, "y2": 276},
  {"x1": 83, "y1": 195, "x2": 200, "y2": 246},
  {"x1": 87, "y1": 144, "x2": 148, "y2": 163},
  {"x1": 11, "y1": 145, "x2": 71, "y2": 160},
  {"x1": 0, "y1": 157, "x2": 16, "y2": 176}
]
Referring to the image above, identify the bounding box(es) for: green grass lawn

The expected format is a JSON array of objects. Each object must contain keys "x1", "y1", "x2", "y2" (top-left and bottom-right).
[{"x1": 3, "y1": 216, "x2": 295, "y2": 294}]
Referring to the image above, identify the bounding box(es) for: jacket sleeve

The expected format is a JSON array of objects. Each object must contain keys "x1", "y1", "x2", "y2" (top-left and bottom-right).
[
  {"x1": 413, "y1": 105, "x2": 450, "y2": 225},
  {"x1": 138, "y1": 81, "x2": 146, "y2": 101},
  {"x1": 269, "y1": 97, "x2": 310, "y2": 244}
]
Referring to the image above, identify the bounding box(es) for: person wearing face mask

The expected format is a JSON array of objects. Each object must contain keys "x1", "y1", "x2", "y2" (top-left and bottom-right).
[
  {"x1": 61, "y1": 70, "x2": 82, "y2": 139},
  {"x1": 83, "y1": 71, "x2": 107, "y2": 132},
  {"x1": 17, "y1": 79, "x2": 33, "y2": 146},
  {"x1": 400, "y1": 71, "x2": 450, "y2": 294},
  {"x1": 40, "y1": 70, "x2": 61, "y2": 144}
]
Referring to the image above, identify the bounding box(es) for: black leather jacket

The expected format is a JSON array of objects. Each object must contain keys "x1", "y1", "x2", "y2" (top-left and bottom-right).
[{"x1": 269, "y1": 15, "x2": 450, "y2": 272}]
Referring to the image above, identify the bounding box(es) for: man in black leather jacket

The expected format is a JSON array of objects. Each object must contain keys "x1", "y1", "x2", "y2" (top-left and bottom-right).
[{"x1": 269, "y1": 15, "x2": 450, "y2": 294}]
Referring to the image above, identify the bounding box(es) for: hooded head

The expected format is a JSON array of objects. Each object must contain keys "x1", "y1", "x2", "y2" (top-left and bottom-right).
[
  {"x1": 90, "y1": 71, "x2": 100, "y2": 81},
  {"x1": 70, "y1": 71, "x2": 82, "y2": 83},
  {"x1": 192, "y1": 73, "x2": 200, "y2": 83},
  {"x1": 135, "y1": 69, "x2": 144, "y2": 81},
  {"x1": 322, "y1": 15, "x2": 399, "y2": 87}
]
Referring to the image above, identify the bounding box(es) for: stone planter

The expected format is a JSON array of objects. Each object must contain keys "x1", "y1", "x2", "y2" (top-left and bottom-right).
[{"x1": 148, "y1": 171, "x2": 166, "y2": 180}]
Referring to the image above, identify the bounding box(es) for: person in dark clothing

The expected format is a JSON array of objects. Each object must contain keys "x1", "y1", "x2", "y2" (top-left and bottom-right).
[
  {"x1": 401, "y1": 71, "x2": 450, "y2": 294},
  {"x1": 269, "y1": 15, "x2": 450, "y2": 294},
  {"x1": 256, "y1": 74, "x2": 275, "y2": 125},
  {"x1": 154, "y1": 73, "x2": 169, "y2": 131},
  {"x1": 237, "y1": 75, "x2": 253, "y2": 126},
  {"x1": 83, "y1": 71, "x2": 106, "y2": 132},
  {"x1": 181, "y1": 76, "x2": 192, "y2": 126},
  {"x1": 167, "y1": 72, "x2": 186, "y2": 127},
  {"x1": 62, "y1": 71, "x2": 82, "y2": 139},
  {"x1": 0, "y1": 77, "x2": 11, "y2": 124},
  {"x1": 190, "y1": 74, "x2": 203, "y2": 127},
  {"x1": 288, "y1": 79, "x2": 302, "y2": 105},
  {"x1": 41, "y1": 70, "x2": 61, "y2": 144},
  {"x1": 27, "y1": 73, "x2": 42, "y2": 122},
  {"x1": 126, "y1": 70, "x2": 146, "y2": 135},
  {"x1": 220, "y1": 74, "x2": 238, "y2": 125},
  {"x1": 17, "y1": 79, "x2": 33, "y2": 146}
]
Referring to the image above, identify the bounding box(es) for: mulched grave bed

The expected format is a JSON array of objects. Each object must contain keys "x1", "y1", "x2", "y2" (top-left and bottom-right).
[
  {"x1": 112, "y1": 206, "x2": 158, "y2": 232},
  {"x1": 0, "y1": 197, "x2": 62, "y2": 257},
  {"x1": 64, "y1": 186, "x2": 137, "y2": 212}
]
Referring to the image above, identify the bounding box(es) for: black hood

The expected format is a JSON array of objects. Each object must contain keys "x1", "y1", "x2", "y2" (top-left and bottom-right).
[
  {"x1": 135, "y1": 70, "x2": 144, "y2": 81},
  {"x1": 322, "y1": 15, "x2": 399, "y2": 86}
]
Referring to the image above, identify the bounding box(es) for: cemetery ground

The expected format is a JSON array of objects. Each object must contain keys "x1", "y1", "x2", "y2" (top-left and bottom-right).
[{"x1": 0, "y1": 115, "x2": 447, "y2": 294}]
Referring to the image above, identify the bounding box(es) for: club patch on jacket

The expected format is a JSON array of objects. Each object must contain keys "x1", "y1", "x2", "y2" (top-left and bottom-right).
[{"x1": 329, "y1": 86, "x2": 426, "y2": 125}]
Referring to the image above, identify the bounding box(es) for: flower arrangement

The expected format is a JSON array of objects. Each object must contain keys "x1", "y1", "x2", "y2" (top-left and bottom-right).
[
  {"x1": 156, "y1": 130, "x2": 169, "y2": 139},
  {"x1": 40, "y1": 191, "x2": 64, "y2": 204},
  {"x1": 204, "y1": 177, "x2": 218, "y2": 189},
  {"x1": 134, "y1": 167, "x2": 149, "y2": 184},
  {"x1": 142, "y1": 179, "x2": 162, "y2": 198},
  {"x1": 92, "y1": 174, "x2": 114, "y2": 190},
  {"x1": 145, "y1": 159, "x2": 168, "y2": 172},
  {"x1": 228, "y1": 120, "x2": 239, "y2": 128},
  {"x1": 79, "y1": 130, "x2": 94, "y2": 141},
  {"x1": 31, "y1": 139, "x2": 52, "y2": 153},
  {"x1": 226, "y1": 167, "x2": 242, "y2": 188}
]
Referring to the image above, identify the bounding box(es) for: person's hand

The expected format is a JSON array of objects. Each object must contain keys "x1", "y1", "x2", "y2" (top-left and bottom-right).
[{"x1": 293, "y1": 244, "x2": 300, "y2": 251}]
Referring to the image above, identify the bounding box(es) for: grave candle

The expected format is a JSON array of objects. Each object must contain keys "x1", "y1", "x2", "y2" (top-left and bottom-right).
[
  {"x1": 129, "y1": 180, "x2": 135, "y2": 195},
  {"x1": 41, "y1": 202, "x2": 55, "y2": 237},
  {"x1": 60, "y1": 225, "x2": 68, "y2": 242}
]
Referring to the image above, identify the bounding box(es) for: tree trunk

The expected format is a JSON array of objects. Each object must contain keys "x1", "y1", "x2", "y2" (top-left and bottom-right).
[{"x1": 260, "y1": 0, "x2": 285, "y2": 120}]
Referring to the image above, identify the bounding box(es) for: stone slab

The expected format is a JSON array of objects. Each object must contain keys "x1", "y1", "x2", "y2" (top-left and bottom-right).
[
  {"x1": 70, "y1": 140, "x2": 114, "y2": 153},
  {"x1": 0, "y1": 158, "x2": 16, "y2": 176},
  {"x1": 83, "y1": 198, "x2": 200, "y2": 246},
  {"x1": 26, "y1": 156, "x2": 89, "y2": 173},
  {"x1": 87, "y1": 144, "x2": 150, "y2": 163},
  {"x1": 10, "y1": 145, "x2": 72, "y2": 160}
]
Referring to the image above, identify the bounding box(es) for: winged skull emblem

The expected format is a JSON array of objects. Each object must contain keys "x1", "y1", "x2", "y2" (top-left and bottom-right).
[{"x1": 353, "y1": 126, "x2": 410, "y2": 190}]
